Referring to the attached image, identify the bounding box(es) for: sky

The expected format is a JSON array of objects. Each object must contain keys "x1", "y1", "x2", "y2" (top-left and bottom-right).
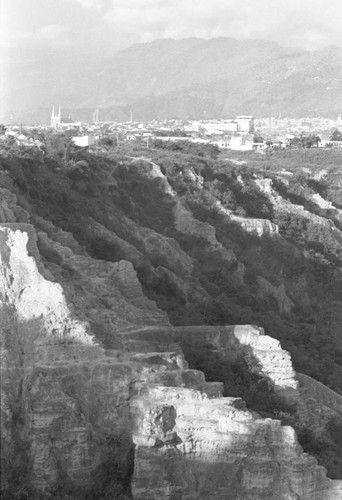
[{"x1": 1, "y1": 0, "x2": 342, "y2": 57}]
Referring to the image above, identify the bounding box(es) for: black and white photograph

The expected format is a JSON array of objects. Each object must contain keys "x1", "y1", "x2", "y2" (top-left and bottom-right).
[{"x1": 1, "y1": 1, "x2": 342, "y2": 498}]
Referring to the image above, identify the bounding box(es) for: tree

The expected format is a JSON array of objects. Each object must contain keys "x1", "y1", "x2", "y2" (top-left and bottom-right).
[
  {"x1": 44, "y1": 132, "x2": 73, "y2": 165},
  {"x1": 290, "y1": 134, "x2": 321, "y2": 148},
  {"x1": 303, "y1": 135, "x2": 321, "y2": 148},
  {"x1": 330, "y1": 130, "x2": 342, "y2": 141},
  {"x1": 99, "y1": 136, "x2": 116, "y2": 147}
]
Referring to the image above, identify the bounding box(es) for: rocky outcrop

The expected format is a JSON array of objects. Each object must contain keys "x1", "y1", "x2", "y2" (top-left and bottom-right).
[
  {"x1": 132, "y1": 386, "x2": 342, "y2": 500},
  {"x1": 122, "y1": 324, "x2": 298, "y2": 392},
  {"x1": 136, "y1": 159, "x2": 279, "y2": 241},
  {"x1": 310, "y1": 193, "x2": 342, "y2": 225},
  {"x1": 256, "y1": 177, "x2": 342, "y2": 243},
  {"x1": 237, "y1": 217, "x2": 279, "y2": 236},
  {"x1": 311, "y1": 193, "x2": 336, "y2": 211},
  {"x1": 0, "y1": 224, "x2": 104, "y2": 490},
  {"x1": 0, "y1": 222, "x2": 174, "y2": 492},
  {"x1": 215, "y1": 200, "x2": 280, "y2": 237}
]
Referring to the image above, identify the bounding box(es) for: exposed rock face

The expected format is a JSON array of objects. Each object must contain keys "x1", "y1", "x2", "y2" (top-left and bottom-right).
[
  {"x1": 132, "y1": 386, "x2": 342, "y2": 500},
  {"x1": 215, "y1": 200, "x2": 280, "y2": 237},
  {"x1": 256, "y1": 177, "x2": 342, "y2": 243},
  {"x1": 311, "y1": 193, "x2": 336, "y2": 211},
  {"x1": 114, "y1": 323, "x2": 298, "y2": 393},
  {"x1": 1, "y1": 222, "x2": 342, "y2": 498},
  {"x1": 309, "y1": 193, "x2": 342, "y2": 225},
  {"x1": 0, "y1": 222, "x2": 170, "y2": 493},
  {"x1": 0, "y1": 224, "x2": 103, "y2": 490}
]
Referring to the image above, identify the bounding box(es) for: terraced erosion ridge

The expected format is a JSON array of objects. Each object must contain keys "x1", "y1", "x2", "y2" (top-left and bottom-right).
[
  {"x1": 1, "y1": 210, "x2": 342, "y2": 498},
  {"x1": 1, "y1": 144, "x2": 342, "y2": 498}
]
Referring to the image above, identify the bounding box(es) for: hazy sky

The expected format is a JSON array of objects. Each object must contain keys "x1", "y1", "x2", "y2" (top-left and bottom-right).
[{"x1": 1, "y1": 0, "x2": 342, "y2": 55}]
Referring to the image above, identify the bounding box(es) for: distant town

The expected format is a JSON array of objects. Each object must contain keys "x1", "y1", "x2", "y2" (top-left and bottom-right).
[{"x1": 1, "y1": 107, "x2": 342, "y2": 153}]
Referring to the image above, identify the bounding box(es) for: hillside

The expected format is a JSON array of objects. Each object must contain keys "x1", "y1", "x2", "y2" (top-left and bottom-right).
[
  {"x1": 2, "y1": 38, "x2": 342, "y2": 123},
  {"x1": 1, "y1": 141, "x2": 342, "y2": 498}
]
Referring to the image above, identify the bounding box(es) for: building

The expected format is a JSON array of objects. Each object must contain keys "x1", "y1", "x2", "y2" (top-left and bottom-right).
[
  {"x1": 201, "y1": 121, "x2": 238, "y2": 134},
  {"x1": 228, "y1": 135, "x2": 254, "y2": 151},
  {"x1": 92, "y1": 109, "x2": 100, "y2": 123},
  {"x1": 321, "y1": 140, "x2": 342, "y2": 149},
  {"x1": 236, "y1": 116, "x2": 254, "y2": 133},
  {"x1": 50, "y1": 106, "x2": 61, "y2": 129},
  {"x1": 51, "y1": 106, "x2": 80, "y2": 129},
  {"x1": 72, "y1": 135, "x2": 95, "y2": 147}
]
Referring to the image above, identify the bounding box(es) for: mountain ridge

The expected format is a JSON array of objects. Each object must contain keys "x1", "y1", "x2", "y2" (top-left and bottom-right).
[{"x1": 2, "y1": 37, "x2": 342, "y2": 123}]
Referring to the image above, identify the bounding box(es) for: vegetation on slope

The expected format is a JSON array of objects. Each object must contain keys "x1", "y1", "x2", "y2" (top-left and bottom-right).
[
  {"x1": 1, "y1": 142, "x2": 342, "y2": 390},
  {"x1": 1, "y1": 139, "x2": 342, "y2": 480}
]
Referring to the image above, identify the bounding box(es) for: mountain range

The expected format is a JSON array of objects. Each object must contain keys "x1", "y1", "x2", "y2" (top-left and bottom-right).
[{"x1": 2, "y1": 37, "x2": 342, "y2": 123}]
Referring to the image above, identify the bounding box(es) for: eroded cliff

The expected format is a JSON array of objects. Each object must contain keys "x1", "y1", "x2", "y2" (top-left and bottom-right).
[
  {"x1": 1, "y1": 145, "x2": 342, "y2": 498},
  {"x1": 1, "y1": 220, "x2": 342, "y2": 499}
]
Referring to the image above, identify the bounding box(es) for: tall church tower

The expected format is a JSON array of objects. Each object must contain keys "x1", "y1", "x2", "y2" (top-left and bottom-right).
[
  {"x1": 50, "y1": 105, "x2": 61, "y2": 129},
  {"x1": 50, "y1": 106, "x2": 55, "y2": 128}
]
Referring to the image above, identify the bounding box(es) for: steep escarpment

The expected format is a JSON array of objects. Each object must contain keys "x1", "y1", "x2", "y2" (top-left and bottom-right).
[
  {"x1": 1, "y1": 144, "x2": 342, "y2": 496},
  {"x1": 1, "y1": 223, "x2": 342, "y2": 499}
]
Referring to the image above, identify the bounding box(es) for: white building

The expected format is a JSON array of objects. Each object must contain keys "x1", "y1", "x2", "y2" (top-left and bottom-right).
[
  {"x1": 236, "y1": 116, "x2": 254, "y2": 133},
  {"x1": 50, "y1": 106, "x2": 61, "y2": 129},
  {"x1": 201, "y1": 121, "x2": 238, "y2": 134},
  {"x1": 72, "y1": 135, "x2": 95, "y2": 147},
  {"x1": 228, "y1": 135, "x2": 254, "y2": 151}
]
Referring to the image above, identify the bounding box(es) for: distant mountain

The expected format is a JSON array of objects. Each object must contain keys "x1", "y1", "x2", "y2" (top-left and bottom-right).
[{"x1": 2, "y1": 38, "x2": 342, "y2": 123}]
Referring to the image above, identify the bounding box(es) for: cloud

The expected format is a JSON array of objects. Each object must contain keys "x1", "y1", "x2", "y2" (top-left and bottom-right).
[
  {"x1": 72, "y1": 0, "x2": 99, "y2": 7},
  {"x1": 38, "y1": 23, "x2": 71, "y2": 46},
  {"x1": 5, "y1": 23, "x2": 70, "y2": 49},
  {"x1": 39, "y1": 24, "x2": 67, "y2": 40},
  {"x1": 2, "y1": 0, "x2": 342, "y2": 53},
  {"x1": 69, "y1": 0, "x2": 110, "y2": 13},
  {"x1": 92, "y1": 0, "x2": 342, "y2": 51}
]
